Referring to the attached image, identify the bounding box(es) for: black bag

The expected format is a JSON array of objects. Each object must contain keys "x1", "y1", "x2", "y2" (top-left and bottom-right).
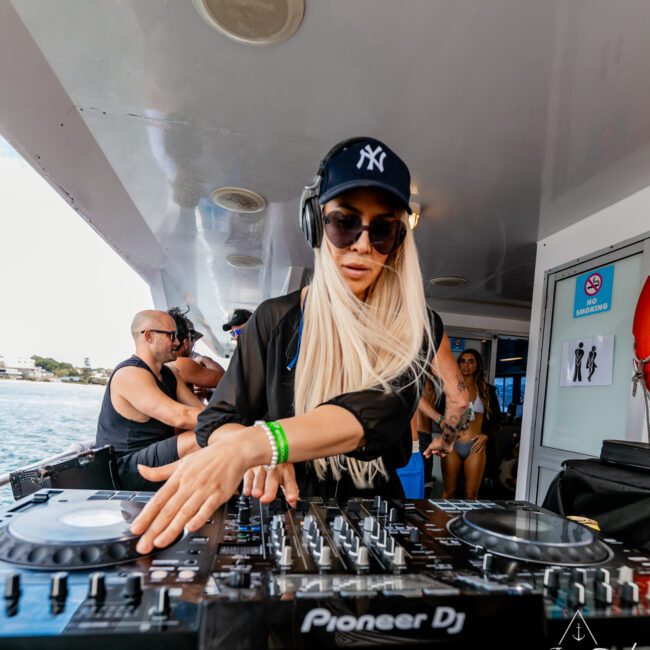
[
  {"x1": 542, "y1": 457, "x2": 650, "y2": 552},
  {"x1": 601, "y1": 439, "x2": 650, "y2": 470}
]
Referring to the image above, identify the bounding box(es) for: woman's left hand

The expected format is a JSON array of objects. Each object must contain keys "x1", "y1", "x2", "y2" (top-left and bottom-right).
[{"x1": 471, "y1": 434, "x2": 488, "y2": 454}]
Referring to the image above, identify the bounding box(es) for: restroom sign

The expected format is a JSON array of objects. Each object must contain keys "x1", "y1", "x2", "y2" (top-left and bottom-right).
[{"x1": 573, "y1": 265, "x2": 614, "y2": 318}]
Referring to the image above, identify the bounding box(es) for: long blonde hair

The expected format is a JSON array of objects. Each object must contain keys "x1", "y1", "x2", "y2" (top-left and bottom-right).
[{"x1": 293, "y1": 218, "x2": 435, "y2": 487}]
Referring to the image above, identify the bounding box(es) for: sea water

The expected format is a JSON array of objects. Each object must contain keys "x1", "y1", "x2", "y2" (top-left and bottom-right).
[{"x1": 0, "y1": 381, "x2": 104, "y2": 506}]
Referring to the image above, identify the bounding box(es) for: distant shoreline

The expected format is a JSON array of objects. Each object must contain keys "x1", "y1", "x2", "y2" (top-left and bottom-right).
[{"x1": 0, "y1": 377, "x2": 107, "y2": 386}]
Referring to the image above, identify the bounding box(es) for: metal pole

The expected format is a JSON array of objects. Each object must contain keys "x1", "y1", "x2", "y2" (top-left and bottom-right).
[{"x1": 0, "y1": 440, "x2": 95, "y2": 488}]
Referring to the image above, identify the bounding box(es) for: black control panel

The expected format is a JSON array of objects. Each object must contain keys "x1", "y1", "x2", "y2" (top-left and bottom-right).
[{"x1": 1, "y1": 490, "x2": 648, "y2": 648}]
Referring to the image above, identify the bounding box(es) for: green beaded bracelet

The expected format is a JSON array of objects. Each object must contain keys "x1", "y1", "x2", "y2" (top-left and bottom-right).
[{"x1": 267, "y1": 420, "x2": 289, "y2": 465}]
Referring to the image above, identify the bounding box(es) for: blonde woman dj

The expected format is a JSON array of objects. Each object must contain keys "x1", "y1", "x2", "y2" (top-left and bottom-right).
[{"x1": 132, "y1": 138, "x2": 469, "y2": 553}]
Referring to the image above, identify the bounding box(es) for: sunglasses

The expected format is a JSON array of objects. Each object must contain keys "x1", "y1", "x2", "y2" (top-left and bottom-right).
[
  {"x1": 229, "y1": 328, "x2": 242, "y2": 338},
  {"x1": 323, "y1": 211, "x2": 406, "y2": 255},
  {"x1": 141, "y1": 329, "x2": 178, "y2": 341}
]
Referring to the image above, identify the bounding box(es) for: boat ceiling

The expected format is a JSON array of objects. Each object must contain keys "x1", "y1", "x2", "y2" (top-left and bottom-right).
[{"x1": 4, "y1": 0, "x2": 650, "y2": 352}]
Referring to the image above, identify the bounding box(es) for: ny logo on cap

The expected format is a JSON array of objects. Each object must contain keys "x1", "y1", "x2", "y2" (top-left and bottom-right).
[{"x1": 357, "y1": 144, "x2": 387, "y2": 172}]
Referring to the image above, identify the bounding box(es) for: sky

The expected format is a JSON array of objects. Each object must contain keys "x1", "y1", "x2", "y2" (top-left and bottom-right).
[{"x1": 0, "y1": 135, "x2": 154, "y2": 368}]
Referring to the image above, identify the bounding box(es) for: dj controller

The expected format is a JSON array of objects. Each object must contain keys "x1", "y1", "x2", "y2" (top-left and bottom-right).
[{"x1": 0, "y1": 489, "x2": 648, "y2": 649}]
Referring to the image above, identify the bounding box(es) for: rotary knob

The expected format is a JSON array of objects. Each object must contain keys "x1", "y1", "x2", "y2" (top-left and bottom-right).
[
  {"x1": 570, "y1": 568, "x2": 587, "y2": 585},
  {"x1": 237, "y1": 508, "x2": 250, "y2": 525},
  {"x1": 620, "y1": 582, "x2": 640, "y2": 606},
  {"x1": 543, "y1": 567, "x2": 561, "y2": 590},
  {"x1": 594, "y1": 581, "x2": 613, "y2": 605},
  {"x1": 568, "y1": 583, "x2": 585, "y2": 607},
  {"x1": 332, "y1": 515, "x2": 344, "y2": 532},
  {"x1": 4, "y1": 573, "x2": 20, "y2": 602},
  {"x1": 226, "y1": 569, "x2": 251, "y2": 589},
  {"x1": 356, "y1": 547, "x2": 370, "y2": 569},
  {"x1": 124, "y1": 573, "x2": 143, "y2": 600},
  {"x1": 617, "y1": 566, "x2": 634, "y2": 584},
  {"x1": 595, "y1": 568, "x2": 610, "y2": 585},
  {"x1": 280, "y1": 545, "x2": 293, "y2": 569},
  {"x1": 151, "y1": 586, "x2": 171, "y2": 618},
  {"x1": 408, "y1": 528, "x2": 420, "y2": 544},
  {"x1": 388, "y1": 508, "x2": 402, "y2": 523},
  {"x1": 50, "y1": 572, "x2": 68, "y2": 601},
  {"x1": 393, "y1": 546, "x2": 406, "y2": 567},
  {"x1": 88, "y1": 572, "x2": 106, "y2": 601},
  {"x1": 318, "y1": 545, "x2": 332, "y2": 568},
  {"x1": 482, "y1": 553, "x2": 494, "y2": 573}
]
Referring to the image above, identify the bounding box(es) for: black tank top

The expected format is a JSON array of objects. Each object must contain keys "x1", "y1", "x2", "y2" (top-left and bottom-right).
[{"x1": 96, "y1": 355, "x2": 178, "y2": 455}]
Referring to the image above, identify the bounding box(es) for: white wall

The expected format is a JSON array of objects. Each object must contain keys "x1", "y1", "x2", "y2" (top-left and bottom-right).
[
  {"x1": 437, "y1": 311, "x2": 530, "y2": 337},
  {"x1": 516, "y1": 186, "x2": 650, "y2": 499}
]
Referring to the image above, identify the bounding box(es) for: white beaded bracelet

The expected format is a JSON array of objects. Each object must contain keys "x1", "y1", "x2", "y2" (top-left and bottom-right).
[{"x1": 255, "y1": 420, "x2": 278, "y2": 470}]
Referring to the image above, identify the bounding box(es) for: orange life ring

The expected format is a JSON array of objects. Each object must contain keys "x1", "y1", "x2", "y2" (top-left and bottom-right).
[{"x1": 633, "y1": 276, "x2": 650, "y2": 392}]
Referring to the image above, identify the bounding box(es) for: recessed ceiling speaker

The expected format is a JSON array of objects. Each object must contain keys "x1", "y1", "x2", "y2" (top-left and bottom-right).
[
  {"x1": 226, "y1": 254, "x2": 263, "y2": 269},
  {"x1": 193, "y1": 0, "x2": 304, "y2": 46},
  {"x1": 211, "y1": 187, "x2": 267, "y2": 213},
  {"x1": 430, "y1": 276, "x2": 467, "y2": 287}
]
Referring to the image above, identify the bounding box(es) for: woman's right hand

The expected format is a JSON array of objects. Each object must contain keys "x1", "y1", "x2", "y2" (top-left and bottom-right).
[
  {"x1": 242, "y1": 463, "x2": 299, "y2": 507},
  {"x1": 130, "y1": 433, "x2": 251, "y2": 554}
]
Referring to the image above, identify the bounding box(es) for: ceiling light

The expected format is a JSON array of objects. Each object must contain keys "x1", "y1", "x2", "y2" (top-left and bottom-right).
[
  {"x1": 211, "y1": 187, "x2": 266, "y2": 213},
  {"x1": 430, "y1": 276, "x2": 467, "y2": 287},
  {"x1": 193, "y1": 0, "x2": 304, "y2": 46},
  {"x1": 226, "y1": 255, "x2": 263, "y2": 269},
  {"x1": 408, "y1": 200, "x2": 421, "y2": 230},
  {"x1": 499, "y1": 356, "x2": 524, "y2": 362}
]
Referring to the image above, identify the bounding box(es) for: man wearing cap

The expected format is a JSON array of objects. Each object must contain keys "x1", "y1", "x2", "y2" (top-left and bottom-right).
[
  {"x1": 223, "y1": 308, "x2": 253, "y2": 342},
  {"x1": 167, "y1": 307, "x2": 225, "y2": 399}
]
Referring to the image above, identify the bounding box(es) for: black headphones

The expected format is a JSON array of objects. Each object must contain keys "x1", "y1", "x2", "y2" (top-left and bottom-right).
[{"x1": 299, "y1": 137, "x2": 368, "y2": 248}]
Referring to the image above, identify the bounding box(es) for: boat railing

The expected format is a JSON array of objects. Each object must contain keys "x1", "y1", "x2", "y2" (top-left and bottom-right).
[{"x1": 0, "y1": 440, "x2": 96, "y2": 487}]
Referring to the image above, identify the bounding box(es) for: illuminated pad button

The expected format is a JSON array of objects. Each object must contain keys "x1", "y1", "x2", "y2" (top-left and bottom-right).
[
  {"x1": 177, "y1": 570, "x2": 197, "y2": 580},
  {"x1": 150, "y1": 570, "x2": 169, "y2": 580}
]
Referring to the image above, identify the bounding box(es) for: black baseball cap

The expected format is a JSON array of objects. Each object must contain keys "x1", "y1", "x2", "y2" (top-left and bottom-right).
[
  {"x1": 186, "y1": 318, "x2": 203, "y2": 341},
  {"x1": 319, "y1": 137, "x2": 412, "y2": 213},
  {"x1": 223, "y1": 309, "x2": 253, "y2": 331}
]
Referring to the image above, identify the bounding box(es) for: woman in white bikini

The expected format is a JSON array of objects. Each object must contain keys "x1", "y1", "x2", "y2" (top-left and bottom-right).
[{"x1": 427, "y1": 349, "x2": 494, "y2": 499}]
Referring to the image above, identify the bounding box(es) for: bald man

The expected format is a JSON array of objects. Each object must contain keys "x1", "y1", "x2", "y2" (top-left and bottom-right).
[{"x1": 96, "y1": 310, "x2": 204, "y2": 490}]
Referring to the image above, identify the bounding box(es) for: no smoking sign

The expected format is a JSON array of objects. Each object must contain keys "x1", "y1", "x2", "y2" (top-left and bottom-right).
[
  {"x1": 574, "y1": 266, "x2": 614, "y2": 318},
  {"x1": 584, "y1": 273, "x2": 602, "y2": 296}
]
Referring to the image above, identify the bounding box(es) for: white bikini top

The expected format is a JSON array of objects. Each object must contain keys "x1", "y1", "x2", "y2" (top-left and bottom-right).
[{"x1": 468, "y1": 394, "x2": 484, "y2": 421}]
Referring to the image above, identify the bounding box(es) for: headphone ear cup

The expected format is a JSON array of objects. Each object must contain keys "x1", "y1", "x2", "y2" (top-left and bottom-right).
[
  {"x1": 299, "y1": 180, "x2": 323, "y2": 248},
  {"x1": 302, "y1": 198, "x2": 323, "y2": 248}
]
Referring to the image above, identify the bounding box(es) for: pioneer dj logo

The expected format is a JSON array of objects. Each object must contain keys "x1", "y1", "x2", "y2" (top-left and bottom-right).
[
  {"x1": 300, "y1": 607, "x2": 465, "y2": 635},
  {"x1": 549, "y1": 610, "x2": 637, "y2": 650}
]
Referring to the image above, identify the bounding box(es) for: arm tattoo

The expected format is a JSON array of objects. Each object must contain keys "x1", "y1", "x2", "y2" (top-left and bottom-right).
[
  {"x1": 455, "y1": 371, "x2": 467, "y2": 393},
  {"x1": 441, "y1": 408, "x2": 471, "y2": 444},
  {"x1": 441, "y1": 428, "x2": 455, "y2": 445}
]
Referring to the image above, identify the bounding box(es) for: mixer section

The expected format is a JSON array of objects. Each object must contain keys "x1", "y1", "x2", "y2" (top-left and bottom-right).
[{"x1": 0, "y1": 490, "x2": 648, "y2": 648}]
